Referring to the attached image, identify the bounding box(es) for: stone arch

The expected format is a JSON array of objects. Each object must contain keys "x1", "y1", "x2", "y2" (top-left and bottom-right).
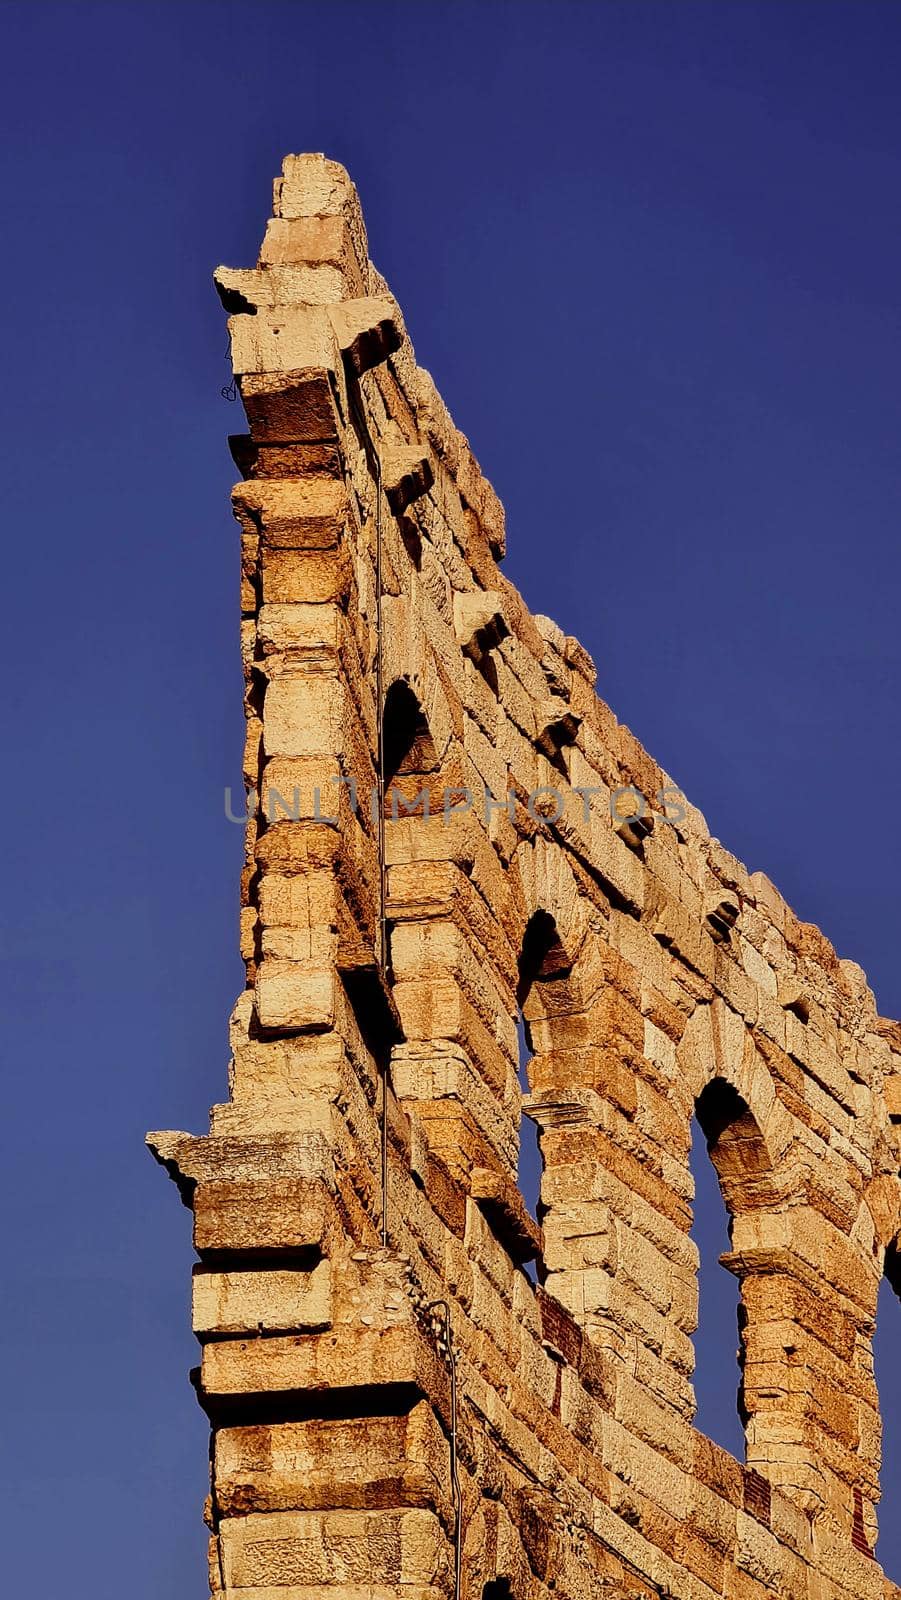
[
  {"x1": 507, "y1": 839, "x2": 609, "y2": 1304},
  {"x1": 511, "y1": 839, "x2": 695, "y2": 1373},
  {"x1": 517, "y1": 909, "x2": 585, "y2": 1051},
  {"x1": 385, "y1": 677, "x2": 522, "y2": 1198},
  {"x1": 509, "y1": 836, "x2": 600, "y2": 1081},
  {"x1": 676, "y1": 1000, "x2": 879, "y2": 1519},
  {"x1": 689, "y1": 1075, "x2": 776, "y2": 1453},
  {"x1": 511, "y1": 905, "x2": 584, "y2": 1233},
  {"x1": 379, "y1": 671, "x2": 468, "y2": 833},
  {"x1": 382, "y1": 676, "x2": 439, "y2": 796},
  {"x1": 678, "y1": 1007, "x2": 785, "y2": 1456},
  {"x1": 860, "y1": 1183, "x2": 901, "y2": 1558},
  {"x1": 676, "y1": 999, "x2": 794, "y2": 1172},
  {"x1": 695, "y1": 1076, "x2": 779, "y2": 1218},
  {"x1": 513, "y1": 835, "x2": 593, "y2": 964},
  {"x1": 867, "y1": 1236, "x2": 901, "y2": 1563},
  {"x1": 379, "y1": 594, "x2": 454, "y2": 771}
]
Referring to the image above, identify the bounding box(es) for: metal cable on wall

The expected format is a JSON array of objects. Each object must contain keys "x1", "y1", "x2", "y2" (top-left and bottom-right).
[
  {"x1": 373, "y1": 446, "x2": 391, "y2": 1248},
  {"x1": 423, "y1": 1298, "x2": 463, "y2": 1600}
]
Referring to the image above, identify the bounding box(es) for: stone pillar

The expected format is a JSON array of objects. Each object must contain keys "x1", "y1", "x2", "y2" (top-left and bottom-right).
[
  {"x1": 151, "y1": 154, "x2": 455, "y2": 1600},
  {"x1": 727, "y1": 1208, "x2": 881, "y2": 1546}
]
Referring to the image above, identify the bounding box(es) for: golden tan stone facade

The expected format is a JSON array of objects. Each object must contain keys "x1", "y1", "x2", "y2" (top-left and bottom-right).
[{"x1": 149, "y1": 154, "x2": 901, "y2": 1599}]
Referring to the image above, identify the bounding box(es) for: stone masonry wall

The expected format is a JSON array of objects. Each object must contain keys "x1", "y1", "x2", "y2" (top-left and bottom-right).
[{"x1": 150, "y1": 155, "x2": 901, "y2": 1600}]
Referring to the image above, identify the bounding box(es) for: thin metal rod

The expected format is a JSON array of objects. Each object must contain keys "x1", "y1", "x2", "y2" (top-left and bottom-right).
[
  {"x1": 374, "y1": 451, "x2": 388, "y2": 981},
  {"x1": 373, "y1": 448, "x2": 391, "y2": 1249},
  {"x1": 425, "y1": 1300, "x2": 462, "y2": 1600}
]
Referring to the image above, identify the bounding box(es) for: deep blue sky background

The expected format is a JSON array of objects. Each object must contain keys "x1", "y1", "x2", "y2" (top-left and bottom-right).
[{"x1": 1, "y1": 1, "x2": 899, "y2": 1590}]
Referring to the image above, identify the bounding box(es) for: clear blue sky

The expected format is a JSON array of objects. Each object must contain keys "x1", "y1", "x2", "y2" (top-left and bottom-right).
[{"x1": 1, "y1": 1, "x2": 899, "y2": 1590}]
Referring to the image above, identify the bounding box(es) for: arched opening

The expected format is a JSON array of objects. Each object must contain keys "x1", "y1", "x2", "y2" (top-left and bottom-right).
[
  {"x1": 482, "y1": 1582, "x2": 513, "y2": 1600},
  {"x1": 696, "y1": 1078, "x2": 773, "y2": 1215},
  {"x1": 689, "y1": 1111, "x2": 743, "y2": 1456},
  {"x1": 690, "y1": 1079, "x2": 771, "y2": 1458},
  {"x1": 382, "y1": 678, "x2": 438, "y2": 803},
  {"x1": 874, "y1": 1245, "x2": 901, "y2": 1574},
  {"x1": 516, "y1": 1013, "x2": 540, "y2": 1226},
  {"x1": 517, "y1": 910, "x2": 573, "y2": 994},
  {"x1": 514, "y1": 911, "x2": 576, "y2": 1260}
]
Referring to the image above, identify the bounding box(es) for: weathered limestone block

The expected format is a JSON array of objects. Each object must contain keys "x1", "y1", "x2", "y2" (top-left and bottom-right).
[
  {"x1": 218, "y1": 258, "x2": 362, "y2": 311},
  {"x1": 391, "y1": 975, "x2": 514, "y2": 1102},
  {"x1": 263, "y1": 676, "x2": 350, "y2": 757},
  {"x1": 274, "y1": 153, "x2": 369, "y2": 279},
  {"x1": 236, "y1": 370, "x2": 341, "y2": 444},
  {"x1": 193, "y1": 1260, "x2": 331, "y2": 1337},
  {"x1": 254, "y1": 961, "x2": 338, "y2": 1032},
  {"x1": 233, "y1": 478, "x2": 351, "y2": 549},
  {"x1": 256, "y1": 600, "x2": 342, "y2": 658},
  {"x1": 147, "y1": 1128, "x2": 335, "y2": 1199},
  {"x1": 329, "y1": 296, "x2": 404, "y2": 377},
  {"x1": 387, "y1": 858, "x2": 520, "y2": 979},
  {"x1": 228, "y1": 305, "x2": 340, "y2": 378},
  {"x1": 200, "y1": 1322, "x2": 447, "y2": 1412},
  {"x1": 452, "y1": 588, "x2": 508, "y2": 657},
  {"x1": 259, "y1": 544, "x2": 353, "y2": 606},
  {"x1": 218, "y1": 1508, "x2": 449, "y2": 1590},
  {"x1": 228, "y1": 297, "x2": 401, "y2": 383},
  {"x1": 381, "y1": 444, "x2": 434, "y2": 514},
  {"x1": 213, "y1": 1403, "x2": 453, "y2": 1524},
  {"x1": 390, "y1": 919, "x2": 518, "y2": 1043},
  {"x1": 193, "y1": 1177, "x2": 338, "y2": 1256},
  {"x1": 536, "y1": 695, "x2": 581, "y2": 760},
  {"x1": 391, "y1": 1041, "x2": 518, "y2": 1167},
  {"x1": 262, "y1": 158, "x2": 368, "y2": 299}
]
